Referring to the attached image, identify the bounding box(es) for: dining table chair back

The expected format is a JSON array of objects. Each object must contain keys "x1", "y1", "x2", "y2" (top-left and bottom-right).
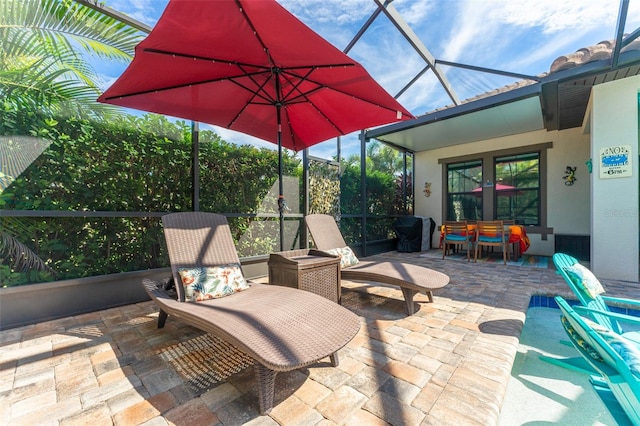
[
  {"x1": 474, "y1": 220, "x2": 509, "y2": 264},
  {"x1": 442, "y1": 221, "x2": 472, "y2": 261}
]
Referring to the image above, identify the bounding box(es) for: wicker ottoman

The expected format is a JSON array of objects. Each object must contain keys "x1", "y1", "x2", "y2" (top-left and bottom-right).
[{"x1": 268, "y1": 249, "x2": 341, "y2": 303}]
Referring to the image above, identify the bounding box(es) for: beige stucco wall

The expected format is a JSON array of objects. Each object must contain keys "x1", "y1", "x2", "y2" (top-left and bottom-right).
[
  {"x1": 414, "y1": 126, "x2": 590, "y2": 256},
  {"x1": 589, "y1": 74, "x2": 640, "y2": 281}
]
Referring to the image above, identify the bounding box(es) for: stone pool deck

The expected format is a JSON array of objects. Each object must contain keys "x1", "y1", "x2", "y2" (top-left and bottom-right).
[{"x1": 1, "y1": 251, "x2": 636, "y2": 425}]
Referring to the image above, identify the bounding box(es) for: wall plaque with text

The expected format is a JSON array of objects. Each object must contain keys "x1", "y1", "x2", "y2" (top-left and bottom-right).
[{"x1": 599, "y1": 144, "x2": 632, "y2": 179}]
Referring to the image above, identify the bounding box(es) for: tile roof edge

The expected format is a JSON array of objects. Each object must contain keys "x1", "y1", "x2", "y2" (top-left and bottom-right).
[{"x1": 418, "y1": 37, "x2": 640, "y2": 118}]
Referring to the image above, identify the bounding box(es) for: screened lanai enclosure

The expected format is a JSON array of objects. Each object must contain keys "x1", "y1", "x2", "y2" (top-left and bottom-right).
[
  {"x1": 1, "y1": 0, "x2": 638, "y2": 327},
  {"x1": 0, "y1": 0, "x2": 420, "y2": 292},
  {"x1": 0, "y1": 110, "x2": 415, "y2": 287}
]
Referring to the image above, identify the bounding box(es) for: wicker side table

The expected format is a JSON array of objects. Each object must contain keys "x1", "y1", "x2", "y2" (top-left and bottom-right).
[{"x1": 268, "y1": 249, "x2": 341, "y2": 304}]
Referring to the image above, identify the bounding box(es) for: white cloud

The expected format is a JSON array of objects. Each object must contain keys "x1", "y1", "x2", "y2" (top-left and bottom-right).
[
  {"x1": 96, "y1": 73, "x2": 119, "y2": 92},
  {"x1": 498, "y1": 0, "x2": 619, "y2": 35},
  {"x1": 106, "y1": 0, "x2": 165, "y2": 28},
  {"x1": 405, "y1": 0, "x2": 631, "y2": 101},
  {"x1": 280, "y1": 0, "x2": 374, "y2": 25},
  {"x1": 394, "y1": 0, "x2": 436, "y2": 26}
]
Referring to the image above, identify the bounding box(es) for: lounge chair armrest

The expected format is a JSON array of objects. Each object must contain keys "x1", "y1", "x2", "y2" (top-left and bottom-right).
[
  {"x1": 574, "y1": 305, "x2": 640, "y2": 326},
  {"x1": 600, "y1": 295, "x2": 640, "y2": 308}
]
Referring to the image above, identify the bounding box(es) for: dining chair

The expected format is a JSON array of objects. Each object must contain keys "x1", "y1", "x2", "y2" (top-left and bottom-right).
[
  {"x1": 442, "y1": 221, "x2": 473, "y2": 261},
  {"x1": 474, "y1": 220, "x2": 509, "y2": 264}
]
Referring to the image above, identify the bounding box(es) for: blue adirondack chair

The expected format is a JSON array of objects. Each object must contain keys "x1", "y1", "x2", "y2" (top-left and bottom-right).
[
  {"x1": 553, "y1": 252, "x2": 640, "y2": 344},
  {"x1": 556, "y1": 296, "x2": 640, "y2": 425}
]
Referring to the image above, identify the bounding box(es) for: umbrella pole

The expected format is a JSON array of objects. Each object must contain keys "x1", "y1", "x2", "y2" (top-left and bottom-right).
[{"x1": 276, "y1": 105, "x2": 285, "y2": 252}]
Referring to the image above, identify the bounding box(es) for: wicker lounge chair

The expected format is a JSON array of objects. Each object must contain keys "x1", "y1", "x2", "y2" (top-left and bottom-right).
[
  {"x1": 142, "y1": 212, "x2": 360, "y2": 415},
  {"x1": 305, "y1": 214, "x2": 450, "y2": 315}
]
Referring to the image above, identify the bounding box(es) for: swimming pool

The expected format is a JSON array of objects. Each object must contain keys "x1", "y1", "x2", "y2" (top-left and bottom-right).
[{"x1": 498, "y1": 304, "x2": 634, "y2": 425}]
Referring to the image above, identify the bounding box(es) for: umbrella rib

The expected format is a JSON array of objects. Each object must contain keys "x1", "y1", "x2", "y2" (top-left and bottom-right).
[
  {"x1": 279, "y1": 67, "x2": 317, "y2": 103},
  {"x1": 100, "y1": 72, "x2": 272, "y2": 101},
  {"x1": 234, "y1": 0, "x2": 272, "y2": 65},
  {"x1": 277, "y1": 71, "x2": 347, "y2": 135},
  {"x1": 280, "y1": 68, "x2": 405, "y2": 116},
  {"x1": 145, "y1": 48, "x2": 355, "y2": 73},
  {"x1": 122, "y1": 48, "x2": 359, "y2": 107},
  {"x1": 234, "y1": 63, "x2": 276, "y2": 104},
  {"x1": 307, "y1": 99, "x2": 346, "y2": 135},
  {"x1": 226, "y1": 70, "x2": 276, "y2": 128},
  {"x1": 143, "y1": 48, "x2": 271, "y2": 72}
]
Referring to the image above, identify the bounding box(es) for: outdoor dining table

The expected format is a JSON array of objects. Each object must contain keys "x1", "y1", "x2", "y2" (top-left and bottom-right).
[{"x1": 439, "y1": 223, "x2": 530, "y2": 260}]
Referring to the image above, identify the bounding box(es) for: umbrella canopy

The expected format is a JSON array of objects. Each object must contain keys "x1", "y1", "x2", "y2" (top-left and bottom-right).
[
  {"x1": 97, "y1": 0, "x2": 414, "y2": 251},
  {"x1": 97, "y1": 0, "x2": 414, "y2": 152}
]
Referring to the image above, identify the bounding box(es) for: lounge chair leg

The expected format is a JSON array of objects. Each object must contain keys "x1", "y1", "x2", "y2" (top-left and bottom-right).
[
  {"x1": 401, "y1": 287, "x2": 418, "y2": 315},
  {"x1": 330, "y1": 352, "x2": 339, "y2": 367},
  {"x1": 157, "y1": 309, "x2": 168, "y2": 329},
  {"x1": 254, "y1": 363, "x2": 277, "y2": 415},
  {"x1": 426, "y1": 290, "x2": 434, "y2": 303}
]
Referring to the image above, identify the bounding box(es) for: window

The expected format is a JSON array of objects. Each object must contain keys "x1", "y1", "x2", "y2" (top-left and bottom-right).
[
  {"x1": 446, "y1": 160, "x2": 482, "y2": 221},
  {"x1": 494, "y1": 153, "x2": 540, "y2": 225},
  {"x1": 440, "y1": 143, "x2": 550, "y2": 233}
]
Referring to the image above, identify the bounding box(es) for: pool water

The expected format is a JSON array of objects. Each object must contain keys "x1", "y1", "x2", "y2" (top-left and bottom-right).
[{"x1": 498, "y1": 306, "x2": 632, "y2": 426}]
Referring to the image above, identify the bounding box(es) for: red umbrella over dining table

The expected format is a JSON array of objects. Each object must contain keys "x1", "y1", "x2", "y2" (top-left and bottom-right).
[
  {"x1": 472, "y1": 183, "x2": 520, "y2": 194},
  {"x1": 98, "y1": 0, "x2": 414, "y2": 250}
]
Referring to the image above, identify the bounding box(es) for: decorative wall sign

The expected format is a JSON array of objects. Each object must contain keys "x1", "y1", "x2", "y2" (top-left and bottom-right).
[
  {"x1": 600, "y1": 145, "x2": 632, "y2": 179},
  {"x1": 563, "y1": 166, "x2": 577, "y2": 186},
  {"x1": 423, "y1": 182, "x2": 432, "y2": 197}
]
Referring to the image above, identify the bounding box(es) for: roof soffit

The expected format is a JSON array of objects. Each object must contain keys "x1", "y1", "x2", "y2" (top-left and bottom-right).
[{"x1": 369, "y1": 39, "x2": 640, "y2": 152}]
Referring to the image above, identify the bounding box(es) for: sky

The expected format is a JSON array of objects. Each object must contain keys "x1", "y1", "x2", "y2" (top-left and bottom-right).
[{"x1": 96, "y1": 0, "x2": 640, "y2": 160}]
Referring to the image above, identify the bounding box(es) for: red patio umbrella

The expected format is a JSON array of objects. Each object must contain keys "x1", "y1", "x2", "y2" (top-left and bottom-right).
[
  {"x1": 472, "y1": 184, "x2": 520, "y2": 194},
  {"x1": 98, "y1": 0, "x2": 414, "y2": 250}
]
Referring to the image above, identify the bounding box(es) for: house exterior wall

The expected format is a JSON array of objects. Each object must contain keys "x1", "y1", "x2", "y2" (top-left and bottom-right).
[
  {"x1": 414, "y1": 127, "x2": 590, "y2": 257},
  {"x1": 589, "y1": 74, "x2": 640, "y2": 281}
]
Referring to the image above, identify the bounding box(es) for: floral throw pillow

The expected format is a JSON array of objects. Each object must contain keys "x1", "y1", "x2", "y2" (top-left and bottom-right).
[
  {"x1": 326, "y1": 246, "x2": 359, "y2": 268},
  {"x1": 564, "y1": 263, "x2": 605, "y2": 299},
  {"x1": 560, "y1": 315, "x2": 603, "y2": 362},
  {"x1": 178, "y1": 264, "x2": 250, "y2": 302}
]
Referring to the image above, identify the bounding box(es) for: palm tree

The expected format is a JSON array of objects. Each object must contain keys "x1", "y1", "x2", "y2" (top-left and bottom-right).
[
  {"x1": 0, "y1": 0, "x2": 143, "y2": 118},
  {"x1": 0, "y1": 0, "x2": 143, "y2": 284}
]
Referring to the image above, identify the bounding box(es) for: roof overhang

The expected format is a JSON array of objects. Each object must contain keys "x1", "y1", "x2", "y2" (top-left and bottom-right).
[
  {"x1": 540, "y1": 48, "x2": 640, "y2": 131},
  {"x1": 367, "y1": 48, "x2": 640, "y2": 152},
  {"x1": 367, "y1": 84, "x2": 543, "y2": 151}
]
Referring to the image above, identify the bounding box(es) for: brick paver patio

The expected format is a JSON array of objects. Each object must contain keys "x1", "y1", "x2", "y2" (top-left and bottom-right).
[{"x1": 1, "y1": 251, "x2": 635, "y2": 425}]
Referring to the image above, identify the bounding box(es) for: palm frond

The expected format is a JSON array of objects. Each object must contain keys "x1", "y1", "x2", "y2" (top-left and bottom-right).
[
  {"x1": 1, "y1": 0, "x2": 143, "y2": 62},
  {"x1": 0, "y1": 230, "x2": 56, "y2": 274},
  {"x1": 0, "y1": 0, "x2": 143, "y2": 119}
]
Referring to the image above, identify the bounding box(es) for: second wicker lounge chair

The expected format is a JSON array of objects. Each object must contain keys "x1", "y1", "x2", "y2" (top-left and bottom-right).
[
  {"x1": 305, "y1": 214, "x2": 450, "y2": 315},
  {"x1": 142, "y1": 212, "x2": 360, "y2": 415}
]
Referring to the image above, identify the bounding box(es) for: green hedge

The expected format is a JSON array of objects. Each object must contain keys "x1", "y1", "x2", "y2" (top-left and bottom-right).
[
  {"x1": 0, "y1": 109, "x2": 406, "y2": 286},
  {"x1": 0, "y1": 110, "x2": 299, "y2": 285}
]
